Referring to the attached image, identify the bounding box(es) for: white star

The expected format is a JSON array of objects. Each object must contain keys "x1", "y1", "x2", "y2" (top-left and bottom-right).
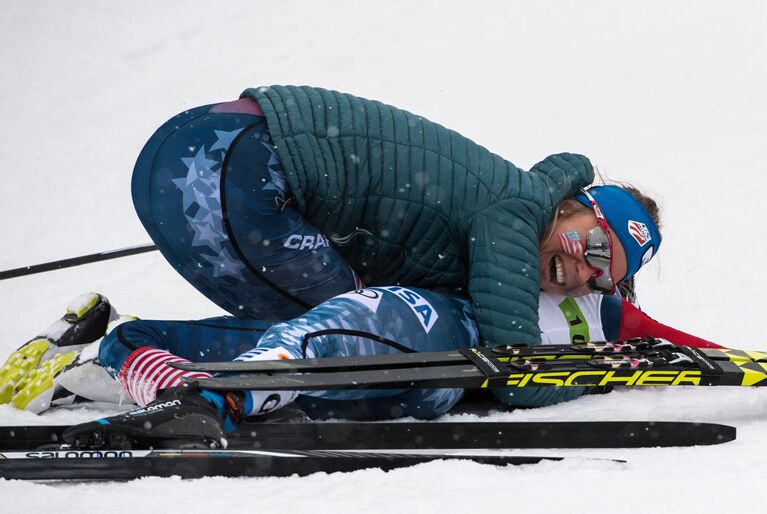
[
  {"x1": 181, "y1": 147, "x2": 220, "y2": 174},
  {"x1": 210, "y1": 129, "x2": 245, "y2": 152},
  {"x1": 260, "y1": 142, "x2": 287, "y2": 195},
  {"x1": 189, "y1": 218, "x2": 224, "y2": 250},
  {"x1": 201, "y1": 246, "x2": 246, "y2": 279}
]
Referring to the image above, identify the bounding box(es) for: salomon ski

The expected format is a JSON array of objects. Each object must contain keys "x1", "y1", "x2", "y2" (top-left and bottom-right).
[{"x1": 0, "y1": 449, "x2": 617, "y2": 481}]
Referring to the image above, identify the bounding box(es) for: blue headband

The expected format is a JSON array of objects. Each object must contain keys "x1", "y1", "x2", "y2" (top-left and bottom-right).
[{"x1": 574, "y1": 185, "x2": 661, "y2": 281}]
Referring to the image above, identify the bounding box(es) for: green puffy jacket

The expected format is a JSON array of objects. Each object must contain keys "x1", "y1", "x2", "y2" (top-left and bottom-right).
[{"x1": 243, "y1": 85, "x2": 593, "y2": 405}]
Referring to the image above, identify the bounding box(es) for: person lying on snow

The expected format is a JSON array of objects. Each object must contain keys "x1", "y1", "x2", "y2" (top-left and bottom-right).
[{"x1": 0, "y1": 86, "x2": 719, "y2": 448}]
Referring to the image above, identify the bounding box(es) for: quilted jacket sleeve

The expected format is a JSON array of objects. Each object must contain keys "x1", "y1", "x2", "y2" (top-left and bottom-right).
[
  {"x1": 468, "y1": 152, "x2": 594, "y2": 348},
  {"x1": 528, "y1": 153, "x2": 594, "y2": 214},
  {"x1": 469, "y1": 153, "x2": 594, "y2": 407},
  {"x1": 467, "y1": 205, "x2": 541, "y2": 346}
]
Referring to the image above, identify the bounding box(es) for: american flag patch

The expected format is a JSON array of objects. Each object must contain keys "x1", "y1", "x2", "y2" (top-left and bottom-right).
[{"x1": 628, "y1": 220, "x2": 651, "y2": 246}]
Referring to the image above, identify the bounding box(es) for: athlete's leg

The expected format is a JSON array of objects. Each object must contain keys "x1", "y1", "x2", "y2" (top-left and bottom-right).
[
  {"x1": 131, "y1": 98, "x2": 361, "y2": 321},
  {"x1": 69, "y1": 286, "x2": 477, "y2": 448},
  {"x1": 99, "y1": 316, "x2": 271, "y2": 406},
  {"x1": 232, "y1": 287, "x2": 478, "y2": 419},
  {"x1": 98, "y1": 287, "x2": 477, "y2": 416}
]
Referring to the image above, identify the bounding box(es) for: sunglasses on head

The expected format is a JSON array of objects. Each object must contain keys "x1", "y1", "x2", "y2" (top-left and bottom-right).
[{"x1": 578, "y1": 189, "x2": 616, "y2": 294}]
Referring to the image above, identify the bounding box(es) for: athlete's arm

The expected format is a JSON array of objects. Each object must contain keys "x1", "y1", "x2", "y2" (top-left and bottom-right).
[
  {"x1": 617, "y1": 299, "x2": 724, "y2": 348},
  {"x1": 538, "y1": 291, "x2": 725, "y2": 349}
]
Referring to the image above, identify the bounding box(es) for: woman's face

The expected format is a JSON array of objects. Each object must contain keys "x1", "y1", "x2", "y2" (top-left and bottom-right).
[{"x1": 539, "y1": 210, "x2": 628, "y2": 296}]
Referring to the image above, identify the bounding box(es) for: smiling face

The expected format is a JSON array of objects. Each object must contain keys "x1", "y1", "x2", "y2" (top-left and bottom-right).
[{"x1": 539, "y1": 201, "x2": 628, "y2": 296}]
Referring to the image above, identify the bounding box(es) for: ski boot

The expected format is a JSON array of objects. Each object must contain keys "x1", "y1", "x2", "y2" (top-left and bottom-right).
[
  {"x1": 62, "y1": 385, "x2": 229, "y2": 450},
  {"x1": 0, "y1": 292, "x2": 124, "y2": 413}
]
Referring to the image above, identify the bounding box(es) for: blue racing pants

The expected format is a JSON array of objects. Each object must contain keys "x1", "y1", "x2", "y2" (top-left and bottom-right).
[
  {"x1": 100, "y1": 287, "x2": 479, "y2": 419},
  {"x1": 131, "y1": 99, "x2": 361, "y2": 321}
]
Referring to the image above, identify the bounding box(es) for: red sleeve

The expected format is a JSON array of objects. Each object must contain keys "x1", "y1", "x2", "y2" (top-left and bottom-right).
[{"x1": 618, "y1": 300, "x2": 724, "y2": 349}]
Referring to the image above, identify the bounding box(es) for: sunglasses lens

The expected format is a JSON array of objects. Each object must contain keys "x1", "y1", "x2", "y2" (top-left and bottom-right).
[
  {"x1": 584, "y1": 226, "x2": 614, "y2": 293},
  {"x1": 587, "y1": 263, "x2": 612, "y2": 292}
]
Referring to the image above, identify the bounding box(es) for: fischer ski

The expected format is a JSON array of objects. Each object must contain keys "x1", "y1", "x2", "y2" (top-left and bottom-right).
[
  {"x1": 0, "y1": 420, "x2": 735, "y2": 451},
  {"x1": 0, "y1": 449, "x2": 622, "y2": 481},
  {"x1": 173, "y1": 338, "x2": 767, "y2": 391}
]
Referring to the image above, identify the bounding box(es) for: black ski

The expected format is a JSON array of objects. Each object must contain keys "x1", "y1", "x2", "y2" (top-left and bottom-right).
[
  {"x1": 0, "y1": 420, "x2": 735, "y2": 451},
  {"x1": 0, "y1": 449, "x2": 621, "y2": 481},
  {"x1": 175, "y1": 338, "x2": 767, "y2": 391},
  {"x1": 173, "y1": 338, "x2": 764, "y2": 373}
]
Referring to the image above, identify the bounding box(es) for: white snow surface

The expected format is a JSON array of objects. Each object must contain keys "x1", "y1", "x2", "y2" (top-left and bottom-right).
[{"x1": 2, "y1": 1, "x2": 766, "y2": 512}]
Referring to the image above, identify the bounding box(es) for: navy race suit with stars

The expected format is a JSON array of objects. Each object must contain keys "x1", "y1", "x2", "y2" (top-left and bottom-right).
[{"x1": 131, "y1": 98, "x2": 364, "y2": 321}]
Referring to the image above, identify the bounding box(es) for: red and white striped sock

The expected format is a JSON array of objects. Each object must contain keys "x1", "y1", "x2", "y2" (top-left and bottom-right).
[{"x1": 117, "y1": 347, "x2": 212, "y2": 406}]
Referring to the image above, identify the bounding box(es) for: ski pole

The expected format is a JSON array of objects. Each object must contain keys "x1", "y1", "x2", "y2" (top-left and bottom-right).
[{"x1": 0, "y1": 243, "x2": 158, "y2": 281}]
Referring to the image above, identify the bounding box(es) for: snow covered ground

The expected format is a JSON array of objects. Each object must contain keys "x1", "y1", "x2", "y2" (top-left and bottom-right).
[{"x1": 2, "y1": 1, "x2": 766, "y2": 512}]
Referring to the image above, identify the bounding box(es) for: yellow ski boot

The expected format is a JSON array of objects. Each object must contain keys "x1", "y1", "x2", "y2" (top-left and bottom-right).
[{"x1": 0, "y1": 292, "x2": 118, "y2": 413}]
